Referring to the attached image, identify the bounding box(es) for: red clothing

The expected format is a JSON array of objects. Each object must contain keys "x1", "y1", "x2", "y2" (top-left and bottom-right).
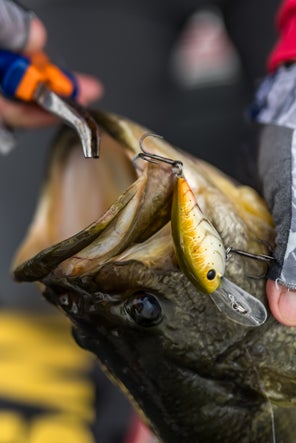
[{"x1": 269, "y1": 0, "x2": 296, "y2": 70}]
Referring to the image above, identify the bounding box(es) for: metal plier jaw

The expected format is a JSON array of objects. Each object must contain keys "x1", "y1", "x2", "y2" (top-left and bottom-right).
[{"x1": 0, "y1": 49, "x2": 100, "y2": 158}]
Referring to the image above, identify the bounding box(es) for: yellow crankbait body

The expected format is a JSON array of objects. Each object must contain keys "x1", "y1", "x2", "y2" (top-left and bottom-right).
[{"x1": 171, "y1": 175, "x2": 226, "y2": 294}]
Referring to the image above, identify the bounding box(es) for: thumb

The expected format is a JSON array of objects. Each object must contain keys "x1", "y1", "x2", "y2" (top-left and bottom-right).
[
  {"x1": 266, "y1": 279, "x2": 296, "y2": 326},
  {"x1": 23, "y1": 17, "x2": 47, "y2": 53}
]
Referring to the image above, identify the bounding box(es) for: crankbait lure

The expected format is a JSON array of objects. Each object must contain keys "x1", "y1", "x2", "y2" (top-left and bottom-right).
[
  {"x1": 137, "y1": 134, "x2": 225, "y2": 293},
  {"x1": 137, "y1": 133, "x2": 271, "y2": 327},
  {"x1": 171, "y1": 167, "x2": 225, "y2": 294}
]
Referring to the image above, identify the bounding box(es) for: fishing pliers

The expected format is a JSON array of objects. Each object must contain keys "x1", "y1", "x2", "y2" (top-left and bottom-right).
[{"x1": 0, "y1": 49, "x2": 100, "y2": 158}]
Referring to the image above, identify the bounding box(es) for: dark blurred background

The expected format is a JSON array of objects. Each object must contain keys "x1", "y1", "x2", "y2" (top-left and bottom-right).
[{"x1": 0, "y1": 1, "x2": 280, "y2": 441}]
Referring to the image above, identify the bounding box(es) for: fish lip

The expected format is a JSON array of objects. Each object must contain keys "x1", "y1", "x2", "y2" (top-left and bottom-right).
[
  {"x1": 41, "y1": 258, "x2": 173, "y2": 335},
  {"x1": 42, "y1": 275, "x2": 119, "y2": 325},
  {"x1": 13, "y1": 160, "x2": 177, "y2": 284}
]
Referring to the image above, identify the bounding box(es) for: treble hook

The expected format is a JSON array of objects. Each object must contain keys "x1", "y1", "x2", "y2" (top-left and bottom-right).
[
  {"x1": 136, "y1": 133, "x2": 184, "y2": 175},
  {"x1": 226, "y1": 247, "x2": 275, "y2": 280},
  {"x1": 225, "y1": 247, "x2": 274, "y2": 263}
]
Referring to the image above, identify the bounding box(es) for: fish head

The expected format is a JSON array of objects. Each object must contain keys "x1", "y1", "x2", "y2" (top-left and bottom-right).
[{"x1": 13, "y1": 112, "x2": 285, "y2": 442}]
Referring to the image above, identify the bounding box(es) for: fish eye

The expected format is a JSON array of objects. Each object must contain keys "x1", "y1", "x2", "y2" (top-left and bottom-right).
[
  {"x1": 207, "y1": 269, "x2": 216, "y2": 281},
  {"x1": 125, "y1": 291, "x2": 163, "y2": 327}
]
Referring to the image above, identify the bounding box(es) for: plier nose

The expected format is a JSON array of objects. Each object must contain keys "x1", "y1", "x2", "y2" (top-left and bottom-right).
[{"x1": 0, "y1": 49, "x2": 100, "y2": 158}]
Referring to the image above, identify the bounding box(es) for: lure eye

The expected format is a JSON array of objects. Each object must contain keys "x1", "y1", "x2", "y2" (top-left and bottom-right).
[
  {"x1": 207, "y1": 269, "x2": 216, "y2": 281},
  {"x1": 125, "y1": 291, "x2": 163, "y2": 327}
]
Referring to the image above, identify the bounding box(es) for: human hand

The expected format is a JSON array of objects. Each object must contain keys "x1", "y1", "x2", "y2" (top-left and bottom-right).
[
  {"x1": 0, "y1": 0, "x2": 103, "y2": 130},
  {"x1": 254, "y1": 64, "x2": 296, "y2": 326}
]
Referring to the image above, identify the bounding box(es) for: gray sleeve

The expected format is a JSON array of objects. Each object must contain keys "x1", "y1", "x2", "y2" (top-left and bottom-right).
[
  {"x1": 258, "y1": 124, "x2": 295, "y2": 287},
  {"x1": 0, "y1": 0, "x2": 33, "y2": 51},
  {"x1": 255, "y1": 65, "x2": 296, "y2": 289}
]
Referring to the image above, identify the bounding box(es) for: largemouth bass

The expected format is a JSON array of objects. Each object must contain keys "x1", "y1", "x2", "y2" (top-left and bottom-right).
[{"x1": 13, "y1": 111, "x2": 296, "y2": 443}]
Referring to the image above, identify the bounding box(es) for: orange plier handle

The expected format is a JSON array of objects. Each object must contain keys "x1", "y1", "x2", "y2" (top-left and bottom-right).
[{"x1": 0, "y1": 49, "x2": 78, "y2": 101}]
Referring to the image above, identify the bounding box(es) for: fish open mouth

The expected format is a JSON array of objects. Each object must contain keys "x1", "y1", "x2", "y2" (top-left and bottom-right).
[
  {"x1": 12, "y1": 111, "x2": 274, "y2": 297},
  {"x1": 12, "y1": 114, "x2": 181, "y2": 283}
]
